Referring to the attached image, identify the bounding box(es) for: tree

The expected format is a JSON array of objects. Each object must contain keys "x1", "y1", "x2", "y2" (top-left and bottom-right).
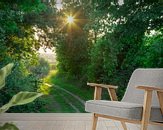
[
  {"x1": 54, "y1": 2, "x2": 89, "y2": 84},
  {"x1": 0, "y1": 0, "x2": 57, "y2": 112},
  {"x1": 85, "y1": 0, "x2": 163, "y2": 99}
]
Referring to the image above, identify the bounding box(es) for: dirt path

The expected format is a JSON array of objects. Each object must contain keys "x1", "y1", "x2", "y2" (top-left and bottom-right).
[
  {"x1": 54, "y1": 85, "x2": 86, "y2": 106},
  {"x1": 43, "y1": 70, "x2": 86, "y2": 112},
  {"x1": 57, "y1": 91, "x2": 80, "y2": 112}
]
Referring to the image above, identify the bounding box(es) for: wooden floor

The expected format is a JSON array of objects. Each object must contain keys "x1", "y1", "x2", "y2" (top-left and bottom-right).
[{"x1": 0, "y1": 113, "x2": 126, "y2": 130}]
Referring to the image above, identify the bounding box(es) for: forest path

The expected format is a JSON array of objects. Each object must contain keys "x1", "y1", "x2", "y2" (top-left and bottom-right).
[
  {"x1": 43, "y1": 70, "x2": 88, "y2": 113},
  {"x1": 54, "y1": 85, "x2": 85, "y2": 105},
  {"x1": 44, "y1": 84, "x2": 85, "y2": 112}
]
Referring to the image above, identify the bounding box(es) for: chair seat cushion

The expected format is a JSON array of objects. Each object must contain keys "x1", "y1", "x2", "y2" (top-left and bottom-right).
[{"x1": 85, "y1": 100, "x2": 163, "y2": 122}]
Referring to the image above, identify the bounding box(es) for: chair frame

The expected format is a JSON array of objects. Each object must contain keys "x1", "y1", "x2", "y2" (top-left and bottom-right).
[{"x1": 87, "y1": 83, "x2": 163, "y2": 130}]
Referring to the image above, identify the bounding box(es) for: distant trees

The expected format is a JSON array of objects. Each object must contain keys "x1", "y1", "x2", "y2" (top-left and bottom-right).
[
  {"x1": 30, "y1": 58, "x2": 50, "y2": 79},
  {"x1": 0, "y1": 0, "x2": 56, "y2": 112}
]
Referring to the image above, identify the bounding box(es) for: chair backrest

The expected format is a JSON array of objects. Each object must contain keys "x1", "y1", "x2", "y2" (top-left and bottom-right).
[{"x1": 122, "y1": 68, "x2": 163, "y2": 107}]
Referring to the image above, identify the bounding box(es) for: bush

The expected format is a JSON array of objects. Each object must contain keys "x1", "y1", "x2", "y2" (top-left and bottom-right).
[
  {"x1": 29, "y1": 58, "x2": 50, "y2": 79},
  {"x1": 0, "y1": 60, "x2": 49, "y2": 113}
]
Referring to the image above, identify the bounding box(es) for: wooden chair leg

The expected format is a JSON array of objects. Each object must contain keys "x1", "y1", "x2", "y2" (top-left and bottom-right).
[
  {"x1": 141, "y1": 90, "x2": 152, "y2": 130},
  {"x1": 92, "y1": 113, "x2": 98, "y2": 130},
  {"x1": 157, "y1": 91, "x2": 163, "y2": 114},
  {"x1": 121, "y1": 121, "x2": 127, "y2": 130}
]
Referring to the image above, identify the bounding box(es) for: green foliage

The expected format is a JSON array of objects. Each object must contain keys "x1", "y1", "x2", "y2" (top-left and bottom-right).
[
  {"x1": 0, "y1": 92, "x2": 43, "y2": 113},
  {"x1": 0, "y1": 123, "x2": 19, "y2": 130},
  {"x1": 0, "y1": 0, "x2": 56, "y2": 112},
  {"x1": 55, "y1": 3, "x2": 89, "y2": 85},
  {"x1": 2, "y1": 61, "x2": 50, "y2": 112},
  {"x1": 0, "y1": 1, "x2": 38, "y2": 62},
  {"x1": 0, "y1": 63, "x2": 43, "y2": 130},
  {"x1": 85, "y1": 0, "x2": 163, "y2": 99},
  {"x1": 133, "y1": 33, "x2": 163, "y2": 68},
  {"x1": 88, "y1": 38, "x2": 118, "y2": 83},
  {"x1": 38, "y1": 83, "x2": 52, "y2": 95},
  {"x1": 29, "y1": 58, "x2": 50, "y2": 78},
  {"x1": 0, "y1": 0, "x2": 162, "y2": 113},
  {"x1": 53, "y1": 0, "x2": 162, "y2": 100},
  {"x1": 28, "y1": 58, "x2": 51, "y2": 95},
  {"x1": 0, "y1": 63, "x2": 43, "y2": 114},
  {"x1": 0, "y1": 63, "x2": 14, "y2": 89}
]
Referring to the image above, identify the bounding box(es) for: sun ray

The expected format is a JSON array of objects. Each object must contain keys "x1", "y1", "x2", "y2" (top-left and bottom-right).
[{"x1": 67, "y1": 16, "x2": 74, "y2": 23}]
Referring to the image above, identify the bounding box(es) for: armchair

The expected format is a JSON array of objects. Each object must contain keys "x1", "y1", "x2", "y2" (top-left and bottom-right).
[{"x1": 85, "y1": 69, "x2": 163, "y2": 130}]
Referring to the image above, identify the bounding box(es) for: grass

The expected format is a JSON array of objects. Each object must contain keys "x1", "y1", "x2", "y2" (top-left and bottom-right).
[
  {"x1": 40, "y1": 70, "x2": 94, "y2": 112},
  {"x1": 51, "y1": 71, "x2": 94, "y2": 100}
]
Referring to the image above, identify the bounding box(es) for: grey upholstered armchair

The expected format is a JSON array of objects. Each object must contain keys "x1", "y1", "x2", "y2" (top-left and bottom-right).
[{"x1": 85, "y1": 69, "x2": 163, "y2": 130}]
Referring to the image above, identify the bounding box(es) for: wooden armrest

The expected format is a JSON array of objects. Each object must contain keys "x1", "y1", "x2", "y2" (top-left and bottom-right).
[
  {"x1": 87, "y1": 82, "x2": 118, "y2": 89},
  {"x1": 137, "y1": 86, "x2": 163, "y2": 92},
  {"x1": 88, "y1": 82, "x2": 118, "y2": 101}
]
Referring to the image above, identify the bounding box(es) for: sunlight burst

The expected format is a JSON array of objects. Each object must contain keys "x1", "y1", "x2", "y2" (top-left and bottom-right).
[{"x1": 67, "y1": 16, "x2": 74, "y2": 24}]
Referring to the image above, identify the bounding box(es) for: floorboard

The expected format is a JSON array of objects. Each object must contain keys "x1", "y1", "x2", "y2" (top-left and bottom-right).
[{"x1": 0, "y1": 113, "x2": 123, "y2": 130}]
